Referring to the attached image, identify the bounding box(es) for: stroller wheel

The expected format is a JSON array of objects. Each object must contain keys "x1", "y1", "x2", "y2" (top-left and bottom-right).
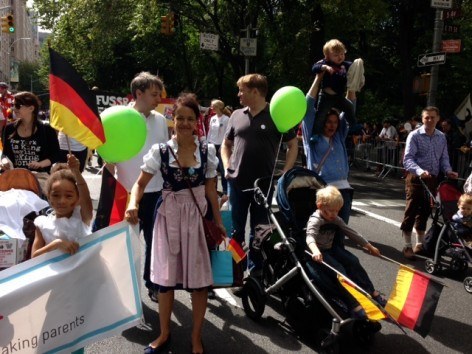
[
  {"x1": 450, "y1": 257, "x2": 468, "y2": 273},
  {"x1": 318, "y1": 330, "x2": 340, "y2": 354},
  {"x1": 241, "y1": 276, "x2": 266, "y2": 321},
  {"x1": 425, "y1": 259, "x2": 441, "y2": 275},
  {"x1": 352, "y1": 320, "x2": 377, "y2": 347},
  {"x1": 464, "y1": 277, "x2": 472, "y2": 294}
]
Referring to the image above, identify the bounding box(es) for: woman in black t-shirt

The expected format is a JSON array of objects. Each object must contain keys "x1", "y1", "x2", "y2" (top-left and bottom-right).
[{"x1": 1, "y1": 91, "x2": 59, "y2": 173}]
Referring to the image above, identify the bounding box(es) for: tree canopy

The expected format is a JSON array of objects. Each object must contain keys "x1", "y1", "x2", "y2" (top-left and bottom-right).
[{"x1": 29, "y1": 0, "x2": 472, "y2": 122}]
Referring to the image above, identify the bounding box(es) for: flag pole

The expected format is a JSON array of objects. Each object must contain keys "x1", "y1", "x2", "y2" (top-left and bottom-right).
[
  {"x1": 66, "y1": 135, "x2": 72, "y2": 155},
  {"x1": 379, "y1": 254, "x2": 446, "y2": 286}
]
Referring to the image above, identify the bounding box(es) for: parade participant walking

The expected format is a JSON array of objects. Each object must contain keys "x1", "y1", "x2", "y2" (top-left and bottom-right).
[
  {"x1": 31, "y1": 154, "x2": 92, "y2": 354},
  {"x1": 0, "y1": 82, "x2": 14, "y2": 138},
  {"x1": 103, "y1": 72, "x2": 168, "y2": 301},
  {"x1": 207, "y1": 99, "x2": 231, "y2": 198},
  {"x1": 125, "y1": 93, "x2": 223, "y2": 354},
  {"x1": 301, "y1": 74, "x2": 353, "y2": 223},
  {"x1": 221, "y1": 73, "x2": 298, "y2": 273},
  {"x1": 401, "y1": 106, "x2": 458, "y2": 259}
]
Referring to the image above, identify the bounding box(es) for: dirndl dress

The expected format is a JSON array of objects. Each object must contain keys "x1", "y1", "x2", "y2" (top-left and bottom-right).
[{"x1": 149, "y1": 142, "x2": 213, "y2": 290}]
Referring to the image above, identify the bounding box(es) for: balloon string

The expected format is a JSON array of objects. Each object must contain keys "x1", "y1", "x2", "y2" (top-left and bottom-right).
[{"x1": 267, "y1": 134, "x2": 283, "y2": 201}]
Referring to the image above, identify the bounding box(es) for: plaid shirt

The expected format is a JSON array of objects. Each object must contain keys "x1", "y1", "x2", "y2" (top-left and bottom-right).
[{"x1": 403, "y1": 126, "x2": 451, "y2": 176}]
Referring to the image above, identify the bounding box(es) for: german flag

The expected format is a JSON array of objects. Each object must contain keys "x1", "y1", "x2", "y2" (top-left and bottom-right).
[
  {"x1": 93, "y1": 168, "x2": 129, "y2": 231},
  {"x1": 385, "y1": 266, "x2": 444, "y2": 337},
  {"x1": 338, "y1": 275, "x2": 386, "y2": 321},
  {"x1": 227, "y1": 238, "x2": 247, "y2": 263},
  {"x1": 49, "y1": 47, "x2": 105, "y2": 149}
]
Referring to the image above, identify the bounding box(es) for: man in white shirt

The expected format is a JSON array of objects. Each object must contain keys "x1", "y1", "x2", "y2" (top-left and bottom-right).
[{"x1": 106, "y1": 72, "x2": 169, "y2": 301}]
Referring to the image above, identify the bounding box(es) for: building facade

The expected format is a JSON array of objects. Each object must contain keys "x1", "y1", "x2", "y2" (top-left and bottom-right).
[{"x1": 0, "y1": 0, "x2": 40, "y2": 86}]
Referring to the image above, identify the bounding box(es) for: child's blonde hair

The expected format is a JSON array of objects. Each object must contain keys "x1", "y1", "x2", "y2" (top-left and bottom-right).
[
  {"x1": 458, "y1": 193, "x2": 472, "y2": 206},
  {"x1": 323, "y1": 39, "x2": 346, "y2": 57},
  {"x1": 316, "y1": 186, "x2": 344, "y2": 209}
]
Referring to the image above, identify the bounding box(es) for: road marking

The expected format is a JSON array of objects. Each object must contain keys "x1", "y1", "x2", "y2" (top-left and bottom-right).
[
  {"x1": 214, "y1": 288, "x2": 242, "y2": 308},
  {"x1": 352, "y1": 206, "x2": 401, "y2": 228},
  {"x1": 353, "y1": 200, "x2": 404, "y2": 208}
]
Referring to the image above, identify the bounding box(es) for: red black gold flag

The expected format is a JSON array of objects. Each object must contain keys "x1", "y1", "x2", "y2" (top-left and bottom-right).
[
  {"x1": 49, "y1": 47, "x2": 105, "y2": 149},
  {"x1": 93, "y1": 168, "x2": 129, "y2": 231},
  {"x1": 385, "y1": 266, "x2": 444, "y2": 337},
  {"x1": 338, "y1": 275, "x2": 386, "y2": 321},
  {"x1": 227, "y1": 238, "x2": 247, "y2": 263}
]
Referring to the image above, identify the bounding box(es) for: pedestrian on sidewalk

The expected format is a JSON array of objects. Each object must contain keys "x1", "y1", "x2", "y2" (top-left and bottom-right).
[
  {"x1": 97, "y1": 72, "x2": 169, "y2": 302},
  {"x1": 401, "y1": 106, "x2": 458, "y2": 259}
]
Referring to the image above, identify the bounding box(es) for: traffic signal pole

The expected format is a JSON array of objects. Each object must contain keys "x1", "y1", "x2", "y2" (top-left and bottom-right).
[{"x1": 427, "y1": 9, "x2": 443, "y2": 106}]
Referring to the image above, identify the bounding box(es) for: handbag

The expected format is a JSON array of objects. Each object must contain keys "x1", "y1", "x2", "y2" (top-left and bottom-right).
[
  {"x1": 167, "y1": 146, "x2": 225, "y2": 247},
  {"x1": 211, "y1": 244, "x2": 234, "y2": 287}
]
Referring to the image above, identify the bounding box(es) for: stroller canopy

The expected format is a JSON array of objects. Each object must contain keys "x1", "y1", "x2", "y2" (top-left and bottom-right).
[{"x1": 276, "y1": 167, "x2": 326, "y2": 230}]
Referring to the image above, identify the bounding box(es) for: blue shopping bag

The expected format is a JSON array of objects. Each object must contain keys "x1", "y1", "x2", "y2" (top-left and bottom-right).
[{"x1": 210, "y1": 249, "x2": 233, "y2": 287}]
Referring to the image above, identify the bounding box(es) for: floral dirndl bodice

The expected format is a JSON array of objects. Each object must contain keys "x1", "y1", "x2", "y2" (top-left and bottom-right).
[{"x1": 159, "y1": 142, "x2": 208, "y2": 192}]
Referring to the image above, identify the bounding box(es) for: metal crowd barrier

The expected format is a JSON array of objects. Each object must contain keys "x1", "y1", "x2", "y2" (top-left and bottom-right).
[{"x1": 351, "y1": 138, "x2": 472, "y2": 181}]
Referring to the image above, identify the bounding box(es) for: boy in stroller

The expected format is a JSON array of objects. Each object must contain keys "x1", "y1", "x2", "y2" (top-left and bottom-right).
[
  {"x1": 452, "y1": 193, "x2": 472, "y2": 248},
  {"x1": 306, "y1": 186, "x2": 387, "y2": 319}
]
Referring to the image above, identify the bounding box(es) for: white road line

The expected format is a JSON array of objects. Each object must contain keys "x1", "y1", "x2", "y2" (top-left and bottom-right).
[
  {"x1": 352, "y1": 206, "x2": 401, "y2": 228},
  {"x1": 214, "y1": 288, "x2": 242, "y2": 308}
]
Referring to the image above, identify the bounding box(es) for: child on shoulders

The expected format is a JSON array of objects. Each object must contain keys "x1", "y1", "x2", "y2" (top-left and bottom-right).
[
  {"x1": 32, "y1": 154, "x2": 93, "y2": 257},
  {"x1": 311, "y1": 39, "x2": 358, "y2": 135},
  {"x1": 306, "y1": 186, "x2": 386, "y2": 318}
]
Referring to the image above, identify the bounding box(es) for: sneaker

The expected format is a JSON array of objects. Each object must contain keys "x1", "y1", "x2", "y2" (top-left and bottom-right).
[
  {"x1": 413, "y1": 243, "x2": 424, "y2": 255},
  {"x1": 402, "y1": 246, "x2": 415, "y2": 260},
  {"x1": 372, "y1": 293, "x2": 387, "y2": 307}
]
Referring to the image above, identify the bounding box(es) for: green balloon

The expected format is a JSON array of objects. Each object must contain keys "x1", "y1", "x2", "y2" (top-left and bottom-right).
[
  {"x1": 96, "y1": 106, "x2": 147, "y2": 163},
  {"x1": 270, "y1": 86, "x2": 307, "y2": 133}
]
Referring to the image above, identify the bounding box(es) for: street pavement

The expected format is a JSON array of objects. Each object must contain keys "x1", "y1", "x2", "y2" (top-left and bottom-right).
[{"x1": 81, "y1": 161, "x2": 472, "y2": 354}]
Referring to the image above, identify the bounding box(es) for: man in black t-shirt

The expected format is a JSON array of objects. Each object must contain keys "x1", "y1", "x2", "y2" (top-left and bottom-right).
[{"x1": 221, "y1": 73, "x2": 298, "y2": 273}]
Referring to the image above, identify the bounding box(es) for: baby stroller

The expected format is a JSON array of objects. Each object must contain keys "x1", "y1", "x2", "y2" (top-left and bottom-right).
[
  {"x1": 420, "y1": 179, "x2": 472, "y2": 293},
  {"x1": 241, "y1": 167, "x2": 383, "y2": 352},
  {"x1": 0, "y1": 168, "x2": 49, "y2": 267}
]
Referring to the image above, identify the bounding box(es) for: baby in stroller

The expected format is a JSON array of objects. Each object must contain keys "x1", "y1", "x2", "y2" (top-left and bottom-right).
[
  {"x1": 306, "y1": 186, "x2": 387, "y2": 319},
  {"x1": 452, "y1": 193, "x2": 472, "y2": 248}
]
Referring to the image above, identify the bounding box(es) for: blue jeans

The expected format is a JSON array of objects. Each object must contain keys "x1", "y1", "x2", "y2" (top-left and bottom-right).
[
  {"x1": 322, "y1": 245, "x2": 375, "y2": 294},
  {"x1": 228, "y1": 180, "x2": 270, "y2": 272},
  {"x1": 138, "y1": 191, "x2": 161, "y2": 290}
]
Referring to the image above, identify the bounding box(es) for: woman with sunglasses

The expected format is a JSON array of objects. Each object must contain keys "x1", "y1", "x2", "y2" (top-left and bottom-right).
[{"x1": 0, "y1": 91, "x2": 59, "y2": 175}]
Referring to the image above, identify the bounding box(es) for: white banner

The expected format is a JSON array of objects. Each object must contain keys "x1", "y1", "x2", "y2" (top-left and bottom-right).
[{"x1": 0, "y1": 222, "x2": 142, "y2": 354}]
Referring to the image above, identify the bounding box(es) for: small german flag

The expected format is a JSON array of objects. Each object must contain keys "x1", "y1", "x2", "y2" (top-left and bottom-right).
[
  {"x1": 338, "y1": 275, "x2": 386, "y2": 321},
  {"x1": 385, "y1": 266, "x2": 444, "y2": 337},
  {"x1": 227, "y1": 238, "x2": 247, "y2": 263},
  {"x1": 93, "y1": 168, "x2": 129, "y2": 231},
  {"x1": 49, "y1": 47, "x2": 105, "y2": 150}
]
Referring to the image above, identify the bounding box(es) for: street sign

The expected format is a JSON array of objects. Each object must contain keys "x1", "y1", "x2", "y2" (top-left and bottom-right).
[
  {"x1": 443, "y1": 9, "x2": 462, "y2": 19},
  {"x1": 240, "y1": 38, "x2": 257, "y2": 56},
  {"x1": 417, "y1": 52, "x2": 446, "y2": 67},
  {"x1": 443, "y1": 24, "x2": 460, "y2": 34},
  {"x1": 199, "y1": 33, "x2": 219, "y2": 51},
  {"x1": 431, "y1": 0, "x2": 452, "y2": 9},
  {"x1": 442, "y1": 39, "x2": 461, "y2": 53}
]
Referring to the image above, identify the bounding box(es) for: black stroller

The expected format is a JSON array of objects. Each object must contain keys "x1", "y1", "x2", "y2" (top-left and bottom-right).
[
  {"x1": 421, "y1": 179, "x2": 472, "y2": 293},
  {"x1": 241, "y1": 167, "x2": 383, "y2": 352}
]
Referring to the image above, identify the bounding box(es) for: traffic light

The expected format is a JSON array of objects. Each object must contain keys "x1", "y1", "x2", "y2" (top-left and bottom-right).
[
  {"x1": 160, "y1": 15, "x2": 169, "y2": 35},
  {"x1": 168, "y1": 12, "x2": 175, "y2": 34},
  {"x1": 0, "y1": 14, "x2": 15, "y2": 33}
]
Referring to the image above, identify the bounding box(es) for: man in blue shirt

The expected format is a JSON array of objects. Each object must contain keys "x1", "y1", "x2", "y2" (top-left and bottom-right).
[{"x1": 401, "y1": 106, "x2": 458, "y2": 259}]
